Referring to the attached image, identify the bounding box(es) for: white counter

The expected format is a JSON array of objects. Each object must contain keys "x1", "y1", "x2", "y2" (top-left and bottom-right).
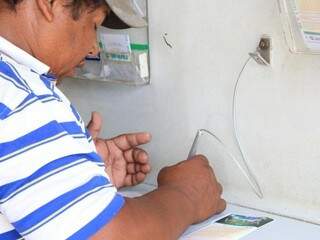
[
  {"x1": 120, "y1": 184, "x2": 320, "y2": 240},
  {"x1": 181, "y1": 204, "x2": 320, "y2": 240}
]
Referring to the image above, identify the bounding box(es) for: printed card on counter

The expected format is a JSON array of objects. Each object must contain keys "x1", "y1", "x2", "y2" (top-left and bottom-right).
[{"x1": 182, "y1": 214, "x2": 273, "y2": 240}]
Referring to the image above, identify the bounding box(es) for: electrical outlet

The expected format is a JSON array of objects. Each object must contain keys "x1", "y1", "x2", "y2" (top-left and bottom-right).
[
  {"x1": 249, "y1": 52, "x2": 269, "y2": 66},
  {"x1": 249, "y1": 36, "x2": 272, "y2": 66}
]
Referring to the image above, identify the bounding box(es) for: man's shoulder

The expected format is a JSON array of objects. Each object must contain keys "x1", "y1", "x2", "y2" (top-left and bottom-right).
[
  {"x1": 0, "y1": 55, "x2": 31, "y2": 90},
  {"x1": 0, "y1": 55, "x2": 58, "y2": 120},
  {"x1": 0, "y1": 58, "x2": 31, "y2": 120}
]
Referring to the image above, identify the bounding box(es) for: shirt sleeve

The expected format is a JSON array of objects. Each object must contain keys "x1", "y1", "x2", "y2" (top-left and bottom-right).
[
  {"x1": 0, "y1": 94, "x2": 124, "y2": 240},
  {"x1": 0, "y1": 213, "x2": 22, "y2": 239}
]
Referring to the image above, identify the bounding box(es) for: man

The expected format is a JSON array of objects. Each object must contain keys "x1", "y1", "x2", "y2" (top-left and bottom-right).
[{"x1": 0, "y1": 0, "x2": 226, "y2": 239}]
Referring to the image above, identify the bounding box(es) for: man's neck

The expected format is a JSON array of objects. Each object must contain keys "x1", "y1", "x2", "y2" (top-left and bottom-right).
[{"x1": 0, "y1": 8, "x2": 34, "y2": 56}]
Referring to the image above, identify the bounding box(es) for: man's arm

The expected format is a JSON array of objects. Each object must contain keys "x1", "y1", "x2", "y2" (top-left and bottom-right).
[
  {"x1": 92, "y1": 155, "x2": 226, "y2": 240},
  {"x1": 94, "y1": 188, "x2": 194, "y2": 240}
]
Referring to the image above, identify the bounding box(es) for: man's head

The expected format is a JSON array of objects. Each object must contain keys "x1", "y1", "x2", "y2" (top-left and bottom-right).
[
  {"x1": 0, "y1": 0, "x2": 146, "y2": 78},
  {"x1": 0, "y1": 0, "x2": 109, "y2": 77}
]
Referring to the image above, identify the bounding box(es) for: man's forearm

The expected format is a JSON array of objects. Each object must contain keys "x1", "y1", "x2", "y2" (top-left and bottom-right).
[{"x1": 92, "y1": 186, "x2": 195, "y2": 240}]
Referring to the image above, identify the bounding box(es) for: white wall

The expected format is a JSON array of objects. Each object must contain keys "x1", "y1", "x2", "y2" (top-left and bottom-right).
[{"x1": 60, "y1": 0, "x2": 320, "y2": 224}]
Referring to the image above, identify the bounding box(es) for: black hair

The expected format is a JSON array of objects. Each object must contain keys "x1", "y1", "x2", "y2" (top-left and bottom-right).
[{"x1": 3, "y1": 0, "x2": 107, "y2": 19}]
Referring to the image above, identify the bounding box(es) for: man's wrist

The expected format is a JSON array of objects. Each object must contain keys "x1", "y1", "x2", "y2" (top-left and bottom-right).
[{"x1": 156, "y1": 185, "x2": 196, "y2": 226}]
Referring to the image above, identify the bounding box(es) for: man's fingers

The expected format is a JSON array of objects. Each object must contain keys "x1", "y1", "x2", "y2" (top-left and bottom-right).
[
  {"x1": 135, "y1": 164, "x2": 141, "y2": 172},
  {"x1": 124, "y1": 148, "x2": 149, "y2": 164},
  {"x1": 126, "y1": 162, "x2": 151, "y2": 174},
  {"x1": 112, "y1": 132, "x2": 151, "y2": 150},
  {"x1": 135, "y1": 172, "x2": 146, "y2": 183},
  {"x1": 124, "y1": 175, "x2": 134, "y2": 186},
  {"x1": 133, "y1": 148, "x2": 149, "y2": 163},
  {"x1": 127, "y1": 163, "x2": 135, "y2": 174},
  {"x1": 140, "y1": 164, "x2": 151, "y2": 173},
  {"x1": 124, "y1": 173, "x2": 144, "y2": 186},
  {"x1": 86, "y1": 111, "x2": 103, "y2": 139},
  {"x1": 217, "y1": 183, "x2": 223, "y2": 195},
  {"x1": 216, "y1": 199, "x2": 227, "y2": 214},
  {"x1": 123, "y1": 172, "x2": 147, "y2": 187}
]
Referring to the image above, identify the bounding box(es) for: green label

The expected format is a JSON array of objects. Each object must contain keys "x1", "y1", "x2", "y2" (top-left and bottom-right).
[
  {"x1": 130, "y1": 44, "x2": 149, "y2": 51},
  {"x1": 105, "y1": 53, "x2": 131, "y2": 62}
]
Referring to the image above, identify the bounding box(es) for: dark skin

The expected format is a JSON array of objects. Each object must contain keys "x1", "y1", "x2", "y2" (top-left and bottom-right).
[
  {"x1": 87, "y1": 111, "x2": 152, "y2": 188},
  {"x1": 0, "y1": 1, "x2": 226, "y2": 239}
]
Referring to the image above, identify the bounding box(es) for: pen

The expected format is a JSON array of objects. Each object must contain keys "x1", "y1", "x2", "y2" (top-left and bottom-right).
[{"x1": 187, "y1": 130, "x2": 202, "y2": 159}]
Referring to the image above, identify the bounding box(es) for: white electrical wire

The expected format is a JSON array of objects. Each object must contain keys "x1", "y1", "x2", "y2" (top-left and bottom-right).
[
  {"x1": 188, "y1": 128, "x2": 263, "y2": 199},
  {"x1": 145, "y1": 56, "x2": 263, "y2": 199},
  {"x1": 232, "y1": 56, "x2": 263, "y2": 198},
  {"x1": 187, "y1": 56, "x2": 263, "y2": 199}
]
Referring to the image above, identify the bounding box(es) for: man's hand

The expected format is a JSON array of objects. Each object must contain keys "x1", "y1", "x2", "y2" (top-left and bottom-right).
[
  {"x1": 93, "y1": 155, "x2": 226, "y2": 240},
  {"x1": 158, "y1": 155, "x2": 226, "y2": 224},
  {"x1": 87, "y1": 112, "x2": 151, "y2": 188}
]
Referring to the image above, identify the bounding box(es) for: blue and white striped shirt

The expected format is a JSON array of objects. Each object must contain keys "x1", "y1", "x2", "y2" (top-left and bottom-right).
[{"x1": 0, "y1": 36, "x2": 124, "y2": 239}]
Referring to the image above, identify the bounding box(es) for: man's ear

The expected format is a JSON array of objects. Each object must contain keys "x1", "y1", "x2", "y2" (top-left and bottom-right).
[{"x1": 35, "y1": 0, "x2": 55, "y2": 22}]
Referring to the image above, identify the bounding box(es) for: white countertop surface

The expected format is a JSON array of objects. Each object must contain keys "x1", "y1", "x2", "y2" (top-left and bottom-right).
[
  {"x1": 181, "y1": 204, "x2": 320, "y2": 240},
  {"x1": 119, "y1": 184, "x2": 320, "y2": 240}
]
